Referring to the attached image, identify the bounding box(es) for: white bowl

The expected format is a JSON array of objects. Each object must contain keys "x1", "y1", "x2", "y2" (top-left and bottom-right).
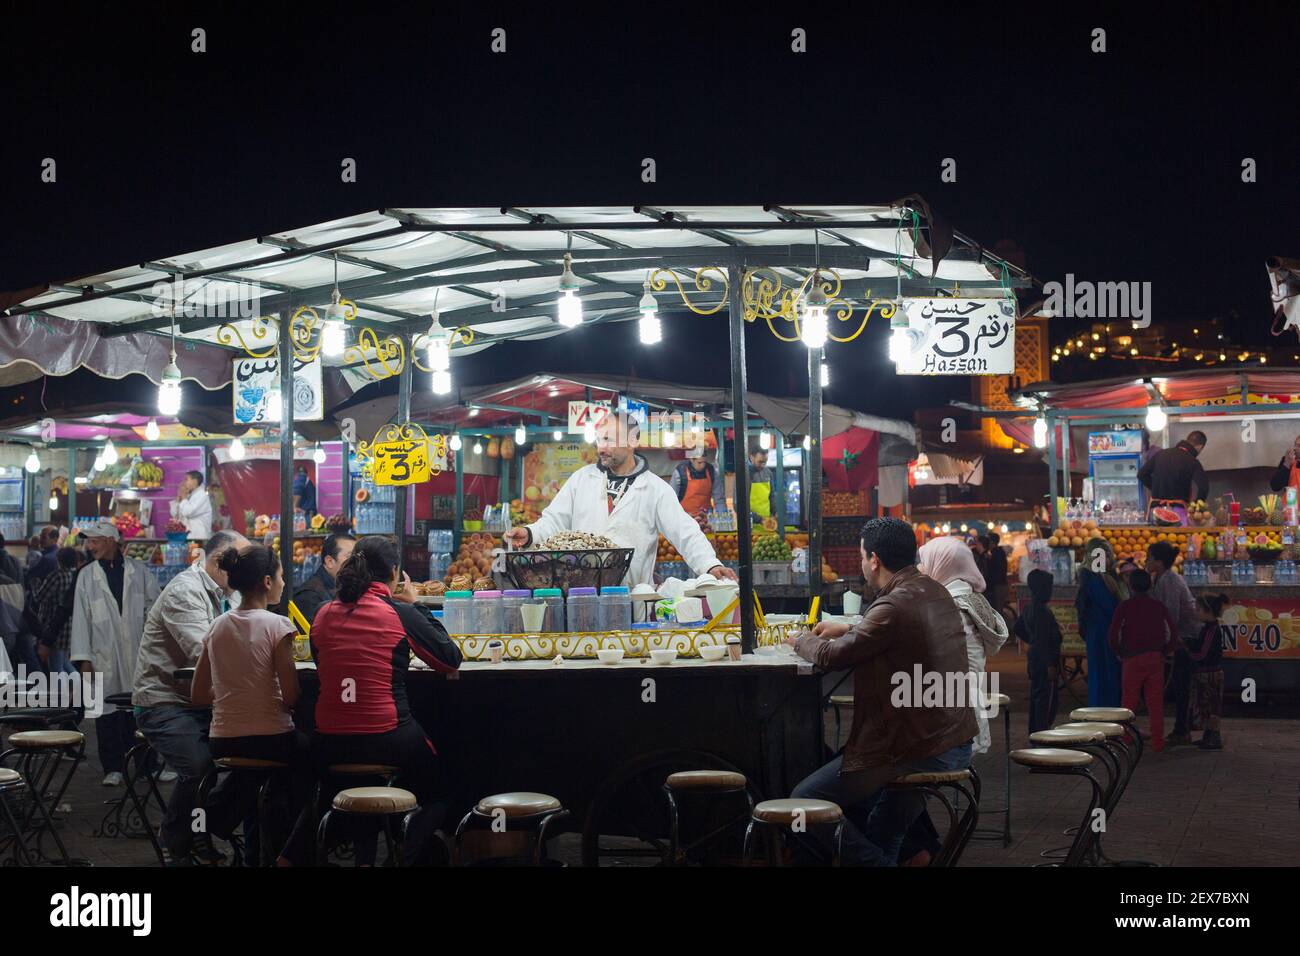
[
  {"x1": 698, "y1": 645, "x2": 727, "y2": 661},
  {"x1": 596, "y1": 648, "x2": 625, "y2": 664},
  {"x1": 649, "y1": 649, "x2": 677, "y2": 665}
]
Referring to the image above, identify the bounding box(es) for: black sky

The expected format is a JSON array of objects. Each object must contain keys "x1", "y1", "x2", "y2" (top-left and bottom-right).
[{"x1": 2, "y1": 2, "x2": 1297, "y2": 416}]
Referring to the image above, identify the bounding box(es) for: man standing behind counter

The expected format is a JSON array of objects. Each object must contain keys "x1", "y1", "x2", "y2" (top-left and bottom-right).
[
  {"x1": 504, "y1": 412, "x2": 736, "y2": 589},
  {"x1": 1138, "y1": 430, "x2": 1208, "y2": 504}
]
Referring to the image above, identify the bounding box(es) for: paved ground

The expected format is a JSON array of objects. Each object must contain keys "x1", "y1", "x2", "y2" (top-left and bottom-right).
[{"x1": 5, "y1": 647, "x2": 1297, "y2": 867}]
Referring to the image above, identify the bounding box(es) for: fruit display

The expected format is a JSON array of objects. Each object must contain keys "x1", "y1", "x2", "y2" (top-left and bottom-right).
[
  {"x1": 821, "y1": 560, "x2": 838, "y2": 584},
  {"x1": 112, "y1": 512, "x2": 144, "y2": 539},
  {"x1": 1247, "y1": 534, "x2": 1284, "y2": 563},
  {"x1": 310, "y1": 513, "x2": 326, "y2": 532},
  {"x1": 270, "y1": 536, "x2": 323, "y2": 566},
  {"x1": 323, "y1": 513, "x2": 352, "y2": 533},
  {"x1": 823, "y1": 490, "x2": 868, "y2": 517},
  {"x1": 253, "y1": 513, "x2": 274, "y2": 537},
  {"x1": 132, "y1": 461, "x2": 165, "y2": 488},
  {"x1": 1151, "y1": 506, "x2": 1182, "y2": 526},
  {"x1": 509, "y1": 497, "x2": 542, "y2": 526},
  {"x1": 753, "y1": 533, "x2": 793, "y2": 563},
  {"x1": 658, "y1": 531, "x2": 810, "y2": 565},
  {"x1": 1046, "y1": 518, "x2": 1102, "y2": 551},
  {"x1": 124, "y1": 540, "x2": 157, "y2": 562},
  {"x1": 165, "y1": 518, "x2": 187, "y2": 535},
  {"x1": 444, "y1": 532, "x2": 499, "y2": 584},
  {"x1": 1188, "y1": 499, "x2": 1213, "y2": 525}
]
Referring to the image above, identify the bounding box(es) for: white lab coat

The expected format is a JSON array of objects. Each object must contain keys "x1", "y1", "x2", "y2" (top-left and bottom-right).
[
  {"x1": 70, "y1": 558, "x2": 160, "y2": 706},
  {"x1": 174, "y1": 488, "x2": 213, "y2": 540},
  {"x1": 526, "y1": 462, "x2": 722, "y2": 590}
]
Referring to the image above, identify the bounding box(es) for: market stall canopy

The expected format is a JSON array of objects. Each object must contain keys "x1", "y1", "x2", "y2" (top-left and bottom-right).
[{"x1": 3, "y1": 204, "x2": 1033, "y2": 396}]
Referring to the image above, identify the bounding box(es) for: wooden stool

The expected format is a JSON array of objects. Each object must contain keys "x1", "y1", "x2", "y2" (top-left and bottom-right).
[
  {"x1": 743, "y1": 798, "x2": 846, "y2": 867},
  {"x1": 886, "y1": 767, "x2": 980, "y2": 866},
  {"x1": 0, "y1": 729, "x2": 87, "y2": 865},
  {"x1": 1010, "y1": 747, "x2": 1104, "y2": 867},
  {"x1": 663, "y1": 769, "x2": 753, "y2": 865},
  {"x1": 0, "y1": 766, "x2": 37, "y2": 865},
  {"x1": 195, "y1": 756, "x2": 290, "y2": 866},
  {"x1": 317, "y1": 786, "x2": 419, "y2": 866},
  {"x1": 828, "y1": 695, "x2": 853, "y2": 751},
  {"x1": 455, "y1": 792, "x2": 569, "y2": 866},
  {"x1": 972, "y1": 692, "x2": 1013, "y2": 847}
]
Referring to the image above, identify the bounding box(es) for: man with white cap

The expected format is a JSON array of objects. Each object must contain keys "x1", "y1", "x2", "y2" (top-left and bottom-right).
[{"x1": 69, "y1": 521, "x2": 160, "y2": 786}]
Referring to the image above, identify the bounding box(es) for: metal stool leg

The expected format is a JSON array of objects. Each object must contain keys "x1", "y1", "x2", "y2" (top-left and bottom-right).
[{"x1": 1002, "y1": 706, "x2": 1012, "y2": 845}]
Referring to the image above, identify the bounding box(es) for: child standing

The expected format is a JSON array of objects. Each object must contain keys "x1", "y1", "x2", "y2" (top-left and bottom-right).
[
  {"x1": 1107, "y1": 569, "x2": 1177, "y2": 752},
  {"x1": 1189, "y1": 593, "x2": 1229, "y2": 750},
  {"x1": 1013, "y1": 569, "x2": 1062, "y2": 734}
]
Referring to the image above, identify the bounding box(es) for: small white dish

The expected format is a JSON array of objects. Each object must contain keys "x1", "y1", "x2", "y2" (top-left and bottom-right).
[
  {"x1": 698, "y1": 645, "x2": 726, "y2": 661},
  {"x1": 596, "y1": 648, "x2": 625, "y2": 664},
  {"x1": 648, "y1": 649, "x2": 677, "y2": 665}
]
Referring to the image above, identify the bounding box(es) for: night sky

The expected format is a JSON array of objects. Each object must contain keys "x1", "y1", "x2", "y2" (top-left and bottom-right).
[{"x1": 3, "y1": 2, "x2": 1298, "y2": 417}]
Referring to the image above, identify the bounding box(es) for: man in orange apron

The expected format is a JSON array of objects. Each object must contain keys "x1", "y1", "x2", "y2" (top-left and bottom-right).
[{"x1": 670, "y1": 446, "x2": 726, "y2": 519}]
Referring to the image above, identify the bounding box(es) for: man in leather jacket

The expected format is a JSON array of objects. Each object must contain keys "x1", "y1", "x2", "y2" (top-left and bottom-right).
[{"x1": 786, "y1": 517, "x2": 976, "y2": 865}]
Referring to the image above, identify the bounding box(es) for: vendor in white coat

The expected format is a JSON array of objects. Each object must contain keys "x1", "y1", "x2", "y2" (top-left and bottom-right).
[
  {"x1": 505, "y1": 412, "x2": 737, "y2": 591},
  {"x1": 173, "y1": 470, "x2": 213, "y2": 541},
  {"x1": 70, "y1": 521, "x2": 161, "y2": 786}
]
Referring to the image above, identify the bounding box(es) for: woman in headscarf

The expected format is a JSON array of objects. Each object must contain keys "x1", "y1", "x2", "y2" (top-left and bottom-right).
[
  {"x1": 917, "y1": 537, "x2": 1010, "y2": 754},
  {"x1": 1075, "y1": 536, "x2": 1127, "y2": 707}
]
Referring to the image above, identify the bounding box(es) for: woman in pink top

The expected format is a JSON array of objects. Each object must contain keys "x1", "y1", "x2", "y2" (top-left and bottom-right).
[{"x1": 192, "y1": 544, "x2": 310, "y2": 865}]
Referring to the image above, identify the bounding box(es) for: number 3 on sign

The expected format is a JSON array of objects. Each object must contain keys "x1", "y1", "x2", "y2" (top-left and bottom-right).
[{"x1": 372, "y1": 439, "x2": 431, "y2": 486}]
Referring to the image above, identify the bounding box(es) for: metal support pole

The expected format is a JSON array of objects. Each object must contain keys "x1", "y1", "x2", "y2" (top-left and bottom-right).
[
  {"x1": 807, "y1": 346, "x2": 823, "y2": 608},
  {"x1": 278, "y1": 314, "x2": 295, "y2": 606},
  {"x1": 728, "y1": 261, "x2": 755, "y2": 653},
  {"x1": 1060, "y1": 419, "x2": 1072, "y2": 507},
  {"x1": 394, "y1": 333, "x2": 413, "y2": 574},
  {"x1": 67, "y1": 448, "x2": 76, "y2": 522},
  {"x1": 453, "y1": 433, "x2": 464, "y2": 554},
  {"x1": 773, "y1": 432, "x2": 786, "y2": 540},
  {"x1": 1047, "y1": 414, "x2": 1059, "y2": 525}
]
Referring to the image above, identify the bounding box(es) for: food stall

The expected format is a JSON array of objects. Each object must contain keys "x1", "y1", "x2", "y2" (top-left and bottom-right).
[{"x1": 993, "y1": 369, "x2": 1300, "y2": 695}]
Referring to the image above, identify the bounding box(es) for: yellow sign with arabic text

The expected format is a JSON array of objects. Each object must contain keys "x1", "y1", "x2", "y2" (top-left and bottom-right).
[{"x1": 356, "y1": 423, "x2": 445, "y2": 486}]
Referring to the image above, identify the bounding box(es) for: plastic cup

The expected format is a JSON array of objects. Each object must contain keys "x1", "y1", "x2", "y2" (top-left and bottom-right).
[
  {"x1": 520, "y1": 602, "x2": 546, "y2": 633},
  {"x1": 843, "y1": 591, "x2": 862, "y2": 615},
  {"x1": 487, "y1": 639, "x2": 504, "y2": 664}
]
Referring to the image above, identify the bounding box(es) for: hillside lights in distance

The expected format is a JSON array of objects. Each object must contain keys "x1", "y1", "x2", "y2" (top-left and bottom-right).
[
  {"x1": 638, "y1": 281, "x2": 661, "y2": 345},
  {"x1": 228, "y1": 437, "x2": 245, "y2": 461},
  {"x1": 145, "y1": 419, "x2": 161, "y2": 442},
  {"x1": 1032, "y1": 416, "x2": 1048, "y2": 449},
  {"x1": 557, "y1": 253, "x2": 583, "y2": 328},
  {"x1": 799, "y1": 282, "x2": 829, "y2": 349},
  {"x1": 1145, "y1": 403, "x2": 1168, "y2": 432},
  {"x1": 24, "y1": 450, "x2": 40, "y2": 474}
]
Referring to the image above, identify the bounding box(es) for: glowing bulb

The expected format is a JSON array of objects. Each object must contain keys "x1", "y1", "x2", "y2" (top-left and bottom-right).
[
  {"x1": 49, "y1": 494, "x2": 58, "y2": 511},
  {"x1": 820, "y1": 362, "x2": 830, "y2": 387},
  {"x1": 321, "y1": 321, "x2": 345, "y2": 358},
  {"x1": 583, "y1": 420, "x2": 596, "y2": 444},
  {"x1": 690, "y1": 420, "x2": 701, "y2": 434},
  {"x1": 1000, "y1": 523, "x2": 1009, "y2": 534},
  {"x1": 158, "y1": 360, "x2": 182, "y2": 415},
  {"x1": 449, "y1": 433, "x2": 462, "y2": 452},
  {"x1": 800, "y1": 284, "x2": 829, "y2": 348},
  {"x1": 92, "y1": 455, "x2": 103, "y2": 472},
  {"x1": 552, "y1": 430, "x2": 563, "y2": 442},
  {"x1": 557, "y1": 253, "x2": 583, "y2": 327},
  {"x1": 1025, "y1": 522, "x2": 1033, "y2": 531},
  {"x1": 228, "y1": 438, "x2": 245, "y2": 461},
  {"x1": 313, "y1": 445, "x2": 326, "y2": 465},
  {"x1": 515, "y1": 425, "x2": 527, "y2": 445},
  {"x1": 1145, "y1": 404, "x2": 1167, "y2": 432},
  {"x1": 662, "y1": 428, "x2": 675, "y2": 447},
  {"x1": 102, "y1": 440, "x2": 118, "y2": 465},
  {"x1": 24, "y1": 450, "x2": 40, "y2": 474},
  {"x1": 1032, "y1": 416, "x2": 1048, "y2": 449},
  {"x1": 638, "y1": 282, "x2": 661, "y2": 344},
  {"x1": 802, "y1": 435, "x2": 811, "y2": 451},
  {"x1": 889, "y1": 327, "x2": 911, "y2": 363},
  {"x1": 960, "y1": 523, "x2": 968, "y2": 532},
  {"x1": 431, "y1": 370, "x2": 452, "y2": 395},
  {"x1": 472, "y1": 439, "x2": 483, "y2": 455},
  {"x1": 145, "y1": 419, "x2": 160, "y2": 441},
  {"x1": 941, "y1": 523, "x2": 951, "y2": 534},
  {"x1": 74, "y1": 475, "x2": 88, "y2": 486},
  {"x1": 427, "y1": 327, "x2": 450, "y2": 372}
]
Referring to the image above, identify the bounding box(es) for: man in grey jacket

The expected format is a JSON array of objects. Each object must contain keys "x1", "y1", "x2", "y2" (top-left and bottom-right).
[{"x1": 132, "y1": 529, "x2": 245, "y2": 862}]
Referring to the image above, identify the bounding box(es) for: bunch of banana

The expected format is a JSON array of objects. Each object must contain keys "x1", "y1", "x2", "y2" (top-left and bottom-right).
[{"x1": 134, "y1": 462, "x2": 165, "y2": 488}]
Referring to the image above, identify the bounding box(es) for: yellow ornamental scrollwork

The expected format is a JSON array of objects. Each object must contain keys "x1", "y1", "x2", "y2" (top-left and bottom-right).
[
  {"x1": 648, "y1": 267, "x2": 729, "y2": 315},
  {"x1": 345, "y1": 326, "x2": 405, "y2": 380},
  {"x1": 216, "y1": 314, "x2": 279, "y2": 359},
  {"x1": 412, "y1": 326, "x2": 475, "y2": 372}
]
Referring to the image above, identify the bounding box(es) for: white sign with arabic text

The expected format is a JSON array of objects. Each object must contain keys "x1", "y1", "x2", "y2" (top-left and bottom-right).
[{"x1": 895, "y1": 298, "x2": 1016, "y2": 376}]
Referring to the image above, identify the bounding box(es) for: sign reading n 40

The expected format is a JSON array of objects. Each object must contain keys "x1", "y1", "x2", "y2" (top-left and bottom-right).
[{"x1": 895, "y1": 298, "x2": 1016, "y2": 376}]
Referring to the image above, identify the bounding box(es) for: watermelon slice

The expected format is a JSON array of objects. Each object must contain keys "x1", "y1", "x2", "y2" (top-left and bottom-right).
[{"x1": 1151, "y1": 507, "x2": 1181, "y2": 526}]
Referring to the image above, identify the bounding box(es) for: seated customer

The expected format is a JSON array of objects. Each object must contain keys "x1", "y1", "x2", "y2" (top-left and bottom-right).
[
  {"x1": 298, "y1": 536, "x2": 463, "y2": 866},
  {"x1": 786, "y1": 517, "x2": 976, "y2": 866},
  {"x1": 191, "y1": 544, "x2": 310, "y2": 866},
  {"x1": 291, "y1": 532, "x2": 355, "y2": 625}
]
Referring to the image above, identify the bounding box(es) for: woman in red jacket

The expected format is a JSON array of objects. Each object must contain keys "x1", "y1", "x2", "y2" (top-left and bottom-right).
[{"x1": 298, "y1": 535, "x2": 462, "y2": 865}]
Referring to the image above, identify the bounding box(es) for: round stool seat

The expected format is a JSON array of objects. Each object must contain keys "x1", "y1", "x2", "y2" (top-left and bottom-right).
[
  {"x1": 752, "y1": 798, "x2": 844, "y2": 825},
  {"x1": 104, "y1": 692, "x2": 134, "y2": 707},
  {"x1": 1069, "y1": 707, "x2": 1134, "y2": 723},
  {"x1": 1011, "y1": 747, "x2": 1094, "y2": 769},
  {"x1": 0, "y1": 708, "x2": 77, "y2": 726},
  {"x1": 0, "y1": 767, "x2": 22, "y2": 786},
  {"x1": 328, "y1": 763, "x2": 401, "y2": 776},
  {"x1": 990, "y1": 693, "x2": 1011, "y2": 706},
  {"x1": 1055, "y1": 721, "x2": 1126, "y2": 738},
  {"x1": 333, "y1": 786, "x2": 418, "y2": 814},
  {"x1": 891, "y1": 768, "x2": 973, "y2": 786},
  {"x1": 1030, "y1": 728, "x2": 1105, "y2": 746},
  {"x1": 476, "y1": 792, "x2": 563, "y2": 818},
  {"x1": 214, "y1": 756, "x2": 288, "y2": 770},
  {"x1": 828, "y1": 695, "x2": 853, "y2": 706},
  {"x1": 7, "y1": 729, "x2": 84, "y2": 749},
  {"x1": 665, "y1": 769, "x2": 747, "y2": 791}
]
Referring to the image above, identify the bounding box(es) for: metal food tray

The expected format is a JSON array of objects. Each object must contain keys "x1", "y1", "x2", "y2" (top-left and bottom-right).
[{"x1": 502, "y1": 547, "x2": 635, "y2": 593}]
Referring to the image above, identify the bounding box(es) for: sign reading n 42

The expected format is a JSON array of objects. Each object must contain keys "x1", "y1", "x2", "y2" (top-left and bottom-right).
[
  {"x1": 568, "y1": 400, "x2": 611, "y2": 434},
  {"x1": 895, "y1": 298, "x2": 1016, "y2": 375}
]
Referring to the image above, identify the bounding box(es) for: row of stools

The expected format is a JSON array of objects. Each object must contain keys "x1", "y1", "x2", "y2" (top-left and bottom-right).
[{"x1": 0, "y1": 706, "x2": 86, "y2": 866}]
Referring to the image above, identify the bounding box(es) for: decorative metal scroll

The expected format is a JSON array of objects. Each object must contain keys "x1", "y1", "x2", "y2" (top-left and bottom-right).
[{"x1": 355, "y1": 422, "x2": 446, "y2": 486}]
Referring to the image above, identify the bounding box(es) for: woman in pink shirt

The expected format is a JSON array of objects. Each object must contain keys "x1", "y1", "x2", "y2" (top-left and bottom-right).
[{"x1": 191, "y1": 544, "x2": 310, "y2": 865}]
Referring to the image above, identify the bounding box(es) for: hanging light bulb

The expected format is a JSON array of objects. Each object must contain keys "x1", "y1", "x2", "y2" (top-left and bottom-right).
[
  {"x1": 913, "y1": 452, "x2": 932, "y2": 481},
  {"x1": 1145, "y1": 403, "x2": 1167, "y2": 432},
  {"x1": 1029, "y1": 416, "x2": 1050, "y2": 450},
  {"x1": 24, "y1": 449, "x2": 40, "y2": 473},
  {"x1": 662, "y1": 426, "x2": 676, "y2": 447},
  {"x1": 102, "y1": 440, "x2": 118, "y2": 466},
  {"x1": 92, "y1": 454, "x2": 103, "y2": 472},
  {"x1": 159, "y1": 299, "x2": 183, "y2": 415},
  {"x1": 552, "y1": 430, "x2": 563, "y2": 442},
  {"x1": 427, "y1": 320, "x2": 452, "y2": 394},
  {"x1": 799, "y1": 280, "x2": 829, "y2": 349},
  {"x1": 820, "y1": 362, "x2": 830, "y2": 388},
  {"x1": 472, "y1": 438, "x2": 483, "y2": 455},
  {"x1": 313, "y1": 444, "x2": 326, "y2": 465},
  {"x1": 802, "y1": 435, "x2": 812, "y2": 451},
  {"x1": 888, "y1": 303, "x2": 913, "y2": 364},
  {"x1": 960, "y1": 523, "x2": 968, "y2": 533},
  {"x1": 431, "y1": 370, "x2": 452, "y2": 395},
  {"x1": 1000, "y1": 523, "x2": 1009, "y2": 534},
  {"x1": 49, "y1": 493, "x2": 58, "y2": 511},
  {"x1": 228, "y1": 437, "x2": 245, "y2": 461},
  {"x1": 941, "y1": 523, "x2": 951, "y2": 534},
  {"x1": 1025, "y1": 522, "x2": 1033, "y2": 531},
  {"x1": 759, "y1": 430, "x2": 772, "y2": 451},
  {"x1": 449, "y1": 433, "x2": 463, "y2": 452},
  {"x1": 74, "y1": 475, "x2": 88, "y2": 486},
  {"x1": 690, "y1": 418, "x2": 701, "y2": 434},
  {"x1": 557, "y1": 252, "x2": 583, "y2": 327},
  {"x1": 583, "y1": 420, "x2": 597, "y2": 444},
  {"x1": 144, "y1": 419, "x2": 160, "y2": 441},
  {"x1": 638, "y1": 280, "x2": 661, "y2": 345},
  {"x1": 515, "y1": 424, "x2": 527, "y2": 446},
  {"x1": 322, "y1": 256, "x2": 347, "y2": 358}
]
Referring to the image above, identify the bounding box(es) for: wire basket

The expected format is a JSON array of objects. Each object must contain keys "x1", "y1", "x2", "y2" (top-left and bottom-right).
[{"x1": 502, "y1": 547, "x2": 635, "y2": 593}]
